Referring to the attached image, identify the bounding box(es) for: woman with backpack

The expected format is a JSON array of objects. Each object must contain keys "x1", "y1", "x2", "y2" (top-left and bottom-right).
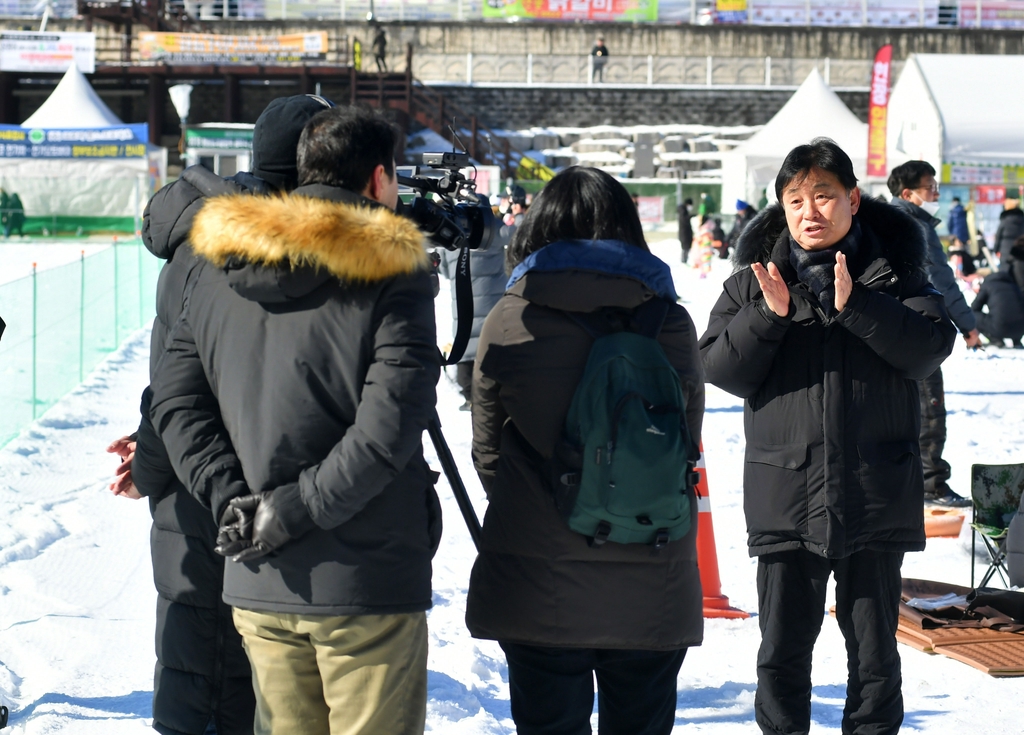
[{"x1": 466, "y1": 166, "x2": 705, "y2": 735}]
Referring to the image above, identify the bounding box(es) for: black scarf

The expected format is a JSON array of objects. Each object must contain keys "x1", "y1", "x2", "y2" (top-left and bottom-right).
[{"x1": 788, "y1": 220, "x2": 861, "y2": 317}]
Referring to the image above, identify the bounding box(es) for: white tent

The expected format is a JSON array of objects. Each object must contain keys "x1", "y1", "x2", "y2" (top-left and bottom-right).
[
  {"x1": 887, "y1": 53, "x2": 1024, "y2": 175},
  {"x1": 721, "y1": 68, "x2": 868, "y2": 213},
  {"x1": 0, "y1": 63, "x2": 165, "y2": 233},
  {"x1": 21, "y1": 62, "x2": 123, "y2": 129}
]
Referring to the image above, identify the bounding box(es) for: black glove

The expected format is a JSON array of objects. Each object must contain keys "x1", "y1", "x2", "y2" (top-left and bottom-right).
[{"x1": 214, "y1": 483, "x2": 315, "y2": 563}]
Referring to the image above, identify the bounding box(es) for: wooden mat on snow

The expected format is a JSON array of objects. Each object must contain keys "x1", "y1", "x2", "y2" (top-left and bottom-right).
[{"x1": 896, "y1": 615, "x2": 1024, "y2": 677}]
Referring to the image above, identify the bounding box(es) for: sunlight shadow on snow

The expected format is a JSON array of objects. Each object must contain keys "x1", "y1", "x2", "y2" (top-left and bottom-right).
[
  {"x1": 427, "y1": 669, "x2": 512, "y2": 724},
  {"x1": 11, "y1": 689, "x2": 151, "y2": 722}
]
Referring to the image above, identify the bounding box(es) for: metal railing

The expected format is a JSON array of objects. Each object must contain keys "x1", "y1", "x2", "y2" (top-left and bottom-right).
[{"x1": 416, "y1": 54, "x2": 893, "y2": 88}]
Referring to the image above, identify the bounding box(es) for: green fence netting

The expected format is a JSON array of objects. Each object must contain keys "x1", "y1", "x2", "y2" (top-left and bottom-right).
[{"x1": 0, "y1": 240, "x2": 161, "y2": 447}]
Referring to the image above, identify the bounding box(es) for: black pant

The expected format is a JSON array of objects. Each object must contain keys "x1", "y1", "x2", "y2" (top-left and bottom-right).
[
  {"x1": 918, "y1": 367, "x2": 951, "y2": 497},
  {"x1": 499, "y1": 642, "x2": 686, "y2": 735},
  {"x1": 755, "y1": 549, "x2": 904, "y2": 735},
  {"x1": 975, "y1": 312, "x2": 1024, "y2": 346},
  {"x1": 456, "y1": 361, "x2": 472, "y2": 401}
]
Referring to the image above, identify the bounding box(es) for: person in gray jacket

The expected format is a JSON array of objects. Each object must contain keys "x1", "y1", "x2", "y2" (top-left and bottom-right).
[
  {"x1": 889, "y1": 161, "x2": 980, "y2": 508},
  {"x1": 438, "y1": 215, "x2": 508, "y2": 410}
]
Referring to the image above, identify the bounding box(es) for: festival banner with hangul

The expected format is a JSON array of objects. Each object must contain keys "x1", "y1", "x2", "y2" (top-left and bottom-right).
[
  {"x1": 138, "y1": 32, "x2": 328, "y2": 64},
  {"x1": 958, "y1": 0, "x2": 1024, "y2": 28},
  {"x1": 866, "y1": 44, "x2": 892, "y2": 178},
  {"x1": 0, "y1": 125, "x2": 149, "y2": 158},
  {"x1": 482, "y1": 0, "x2": 658, "y2": 22},
  {"x1": 0, "y1": 31, "x2": 96, "y2": 73}
]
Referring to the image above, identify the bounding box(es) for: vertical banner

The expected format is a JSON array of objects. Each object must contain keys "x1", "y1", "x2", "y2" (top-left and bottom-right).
[{"x1": 867, "y1": 44, "x2": 893, "y2": 179}]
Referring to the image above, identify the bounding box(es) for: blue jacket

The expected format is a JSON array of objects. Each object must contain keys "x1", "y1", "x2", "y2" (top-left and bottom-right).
[{"x1": 947, "y1": 203, "x2": 969, "y2": 245}]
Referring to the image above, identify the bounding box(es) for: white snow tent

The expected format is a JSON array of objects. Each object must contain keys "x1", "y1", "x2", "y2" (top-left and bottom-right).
[
  {"x1": 0, "y1": 63, "x2": 166, "y2": 234},
  {"x1": 721, "y1": 68, "x2": 868, "y2": 213},
  {"x1": 887, "y1": 54, "x2": 1024, "y2": 180}
]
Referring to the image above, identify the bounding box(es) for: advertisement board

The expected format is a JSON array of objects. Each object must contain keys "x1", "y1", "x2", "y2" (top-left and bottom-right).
[
  {"x1": 184, "y1": 126, "x2": 254, "y2": 151},
  {"x1": 138, "y1": 32, "x2": 328, "y2": 64},
  {"x1": 0, "y1": 125, "x2": 148, "y2": 159},
  {"x1": 958, "y1": 0, "x2": 1024, "y2": 27},
  {"x1": 482, "y1": 0, "x2": 658, "y2": 22},
  {"x1": 715, "y1": 0, "x2": 748, "y2": 22},
  {"x1": 942, "y1": 164, "x2": 1024, "y2": 185},
  {"x1": 0, "y1": 31, "x2": 96, "y2": 74},
  {"x1": 746, "y1": 0, "x2": 937, "y2": 24}
]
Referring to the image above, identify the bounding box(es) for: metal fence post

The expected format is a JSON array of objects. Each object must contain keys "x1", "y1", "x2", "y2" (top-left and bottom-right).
[
  {"x1": 32, "y1": 262, "x2": 37, "y2": 419},
  {"x1": 824, "y1": 57, "x2": 831, "y2": 85},
  {"x1": 137, "y1": 240, "x2": 144, "y2": 328},
  {"x1": 79, "y1": 250, "x2": 85, "y2": 382},
  {"x1": 706, "y1": 55, "x2": 713, "y2": 86},
  {"x1": 527, "y1": 53, "x2": 533, "y2": 84},
  {"x1": 467, "y1": 52, "x2": 473, "y2": 84},
  {"x1": 765, "y1": 56, "x2": 771, "y2": 86},
  {"x1": 647, "y1": 54, "x2": 654, "y2": 84},
  {"x1": 113, "y1": 238, "x2": 119, "y2": 347}
]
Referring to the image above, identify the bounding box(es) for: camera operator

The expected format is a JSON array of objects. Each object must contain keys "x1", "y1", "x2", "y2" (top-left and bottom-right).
[
  {"x1": 437, "y1": 201, "x2": 508, "y2": 411},
  {"x1": 150, "y1": 105, "x2": 441, "y2": 735}
]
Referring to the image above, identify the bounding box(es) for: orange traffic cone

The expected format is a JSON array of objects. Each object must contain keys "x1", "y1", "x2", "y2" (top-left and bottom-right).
[{"x1": 695, "y1": 443, "x2": 750, "y2": 619}]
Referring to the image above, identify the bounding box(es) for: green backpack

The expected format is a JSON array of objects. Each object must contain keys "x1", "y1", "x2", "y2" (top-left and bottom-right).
[{"x1": 552, "y1": 299, "x2": 698, "y2": 549}]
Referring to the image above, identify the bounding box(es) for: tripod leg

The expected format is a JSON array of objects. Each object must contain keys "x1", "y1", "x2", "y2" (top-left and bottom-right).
[{"x1": 428, "y1": 415, "x2": 482, "y2": 551}]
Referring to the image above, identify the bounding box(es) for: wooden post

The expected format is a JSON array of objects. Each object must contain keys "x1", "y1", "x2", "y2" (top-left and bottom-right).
[
  {"x1": 147, "y1": 73, "x2": 165, "y2": 146},
  {"x1": 0, "y1": 72, "x2": 17, "y2": 124},
  {"x1": 224, "y1": 73, "x2": 240, "y2": 122}
]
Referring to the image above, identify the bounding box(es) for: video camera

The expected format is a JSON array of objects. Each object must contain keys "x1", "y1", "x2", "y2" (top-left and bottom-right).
[{"x1": 398, "y1": 152, "x2": 500, "y2": 252}]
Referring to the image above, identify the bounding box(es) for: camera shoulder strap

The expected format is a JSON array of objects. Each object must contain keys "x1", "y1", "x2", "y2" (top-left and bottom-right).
[{"x1": 445, "y1": 245, "x2": 474, "y2": 366}]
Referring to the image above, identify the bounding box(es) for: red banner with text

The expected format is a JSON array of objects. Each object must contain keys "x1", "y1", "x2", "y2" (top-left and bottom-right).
[{"x1": 867, "y1": 44, "x2": 893, "y2": 178}]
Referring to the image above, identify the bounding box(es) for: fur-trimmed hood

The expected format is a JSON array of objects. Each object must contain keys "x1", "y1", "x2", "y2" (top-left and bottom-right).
[
  {"x1": 731, "y1": 194, "x2": 928, "y2": 280},
  {"x1": 190, "y1": 184, "x2": 427, "y2": 301}
]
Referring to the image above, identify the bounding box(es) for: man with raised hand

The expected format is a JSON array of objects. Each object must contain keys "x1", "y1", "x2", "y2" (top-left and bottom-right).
[{"x1": 700, "y1": 138, "x2": 955, "y2": 735}]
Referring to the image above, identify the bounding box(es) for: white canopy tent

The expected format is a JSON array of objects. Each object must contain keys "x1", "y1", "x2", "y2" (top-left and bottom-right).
[
  {"x1": 721, "y1": 68, "x2": 868, "y2": 214},
  {"x1": 887, "y1": 53, "x2": 1024, "y2": 175},
  {"x1": 0, "y1": 63, "x2": 166, "y2": 233}
]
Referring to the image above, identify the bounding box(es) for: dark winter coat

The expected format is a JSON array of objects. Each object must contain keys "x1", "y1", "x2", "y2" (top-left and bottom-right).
[
  {"x1": 892, "y1": 197, "x2": 976, "y2": 335},
  {"x1": 677, "y1": 203, "x2": 693, "y2": 247},
  {"x1": 726, "y1": 207, "x2": 757, "y2": 249},
  {"x1": 136, "y1": 166, "x2": 262, "y2": 735},
  {"x1": 467, "y1": 240, "x2": 705, "y2": 651},
  {"x1": 438, "y1": 240, "x2": 508, "y2": 363},
  {"x1": 699, "y1": 196, "x2": 956, "y2": 559},
  {"x1": 947, "y1": 203, "x2": 969, "y2": 244},
  {"x1": 150, "y1": 184, "x2": 442, "y2": 616},
  {"x1": 971, "y1": 270, "x2": 1024, "y2": 340},
  {"x1": 994, "y1": 207, "x2": 1024, "y2": 256}
]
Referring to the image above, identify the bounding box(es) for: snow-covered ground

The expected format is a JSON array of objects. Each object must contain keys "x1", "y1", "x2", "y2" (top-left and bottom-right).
[
  {"x1": 0, "y1": 240, "x2": 115, "y2": 285},
  {"x1": 0, "y1": 237, "x2": 1022, "y2": 733}
]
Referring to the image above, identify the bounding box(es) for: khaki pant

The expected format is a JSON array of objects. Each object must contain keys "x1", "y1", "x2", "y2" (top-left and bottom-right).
[{"x1": 232, "y1": 608, "x2": 428, "y2": 735}]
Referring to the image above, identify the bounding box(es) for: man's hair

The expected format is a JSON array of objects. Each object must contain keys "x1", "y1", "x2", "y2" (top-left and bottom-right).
[
  {"x1": 506, "y1": 166, "x2": 647, "y2": 270},
  {"x1": 887, "y1": 160, "x2": 936, "y2": 197},
  {"x1": 952, "y1": 196, "x2": 961, "y2": 203},
  {"x1": 297, "y1": 106, "x2": 396, "y2": 192},
  {"x1": 775, "y1": 137, "x2": 858, "y2": 201}
]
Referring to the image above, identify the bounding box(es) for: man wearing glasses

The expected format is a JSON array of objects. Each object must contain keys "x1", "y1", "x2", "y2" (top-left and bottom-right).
[{"x1": 889, "y1": 161, "x2": 980, "y2": 508}]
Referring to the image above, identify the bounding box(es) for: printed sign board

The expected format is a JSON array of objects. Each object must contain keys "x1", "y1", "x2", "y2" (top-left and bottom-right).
[
  {"x1": 0, "y1": 31, "x2": 96, "y2": 74},
  {"x1": 867, "y1": 45, "x2": 892, "y2": 178},
  {"x1": 138, "y1": 32, "x2": 328, "y2": 64},
  {"x1": 958, "y1": 0, "x2": 1024, "y2": 27},
  {"x1": 0, "y1": 125, "x2": 148, "y2": 159},
  {"x1": 184, "y1": 126, "x2": 254, "y2": 151},
  {"x1": 482, "y1": 0, "x2": 658, "y2": 22}
]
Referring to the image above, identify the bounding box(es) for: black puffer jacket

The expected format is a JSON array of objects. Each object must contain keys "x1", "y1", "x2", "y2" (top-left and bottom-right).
[
  {"x1": 994, "y1": 207, "x2": 1024, "y2": 257},
  {"x1": 150, "y1": 184, "x2": 442, "y2": 615},
  {"x1": 699, "y1": 196, "x2": 956, "y2": 558},
  {"x1": 134, "y1": 166, "x2": 262, "y2": 735},
  {"x1": 971, "y1": 270, "x2": 1024, "y2": 338}
]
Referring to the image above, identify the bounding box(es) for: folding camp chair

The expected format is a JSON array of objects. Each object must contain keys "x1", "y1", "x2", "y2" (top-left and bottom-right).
[{"x1": 970, "y1": 463, "x2": 1024, "y2": 588}]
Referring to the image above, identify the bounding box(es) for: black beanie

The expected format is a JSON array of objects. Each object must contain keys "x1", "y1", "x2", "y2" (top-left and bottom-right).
[{"x1": 251, "y1": 94, "x2": 334, "y2": 191}]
